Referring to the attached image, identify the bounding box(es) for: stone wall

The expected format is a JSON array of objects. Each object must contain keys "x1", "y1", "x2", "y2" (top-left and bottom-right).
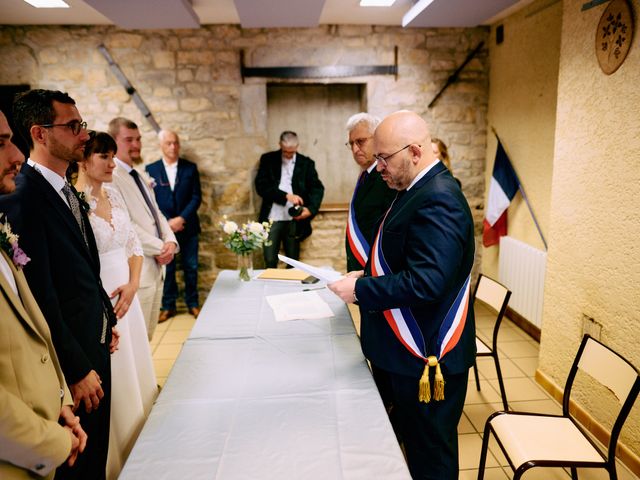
[{"x1": 0, "y1": 24, "x2": 489, "y2": 300}]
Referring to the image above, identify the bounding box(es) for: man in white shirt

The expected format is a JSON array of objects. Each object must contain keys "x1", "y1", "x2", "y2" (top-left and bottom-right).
[
  {"x1": 108, "y1": 117, "x2": 177, "y2": 340},
  {"x1": 255, "y1": 131, "x2": 324, "y2": 268}
]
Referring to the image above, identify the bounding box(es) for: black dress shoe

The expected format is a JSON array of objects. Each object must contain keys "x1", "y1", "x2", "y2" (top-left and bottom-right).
[{"x1": 188, "y1": 307, "x2": 200, "y2": 317}]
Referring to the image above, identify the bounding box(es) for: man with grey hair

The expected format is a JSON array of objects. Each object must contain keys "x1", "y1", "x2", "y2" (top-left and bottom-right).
[
  {"x1": 344, "y1": 112, "x2": 396, "y2": 272},
  {"x1": 255, "y1": 130, "x2": 324, "y2": 268},
  {"x1": 146, "y1": 130, "x2": 202, "y2": 322}
]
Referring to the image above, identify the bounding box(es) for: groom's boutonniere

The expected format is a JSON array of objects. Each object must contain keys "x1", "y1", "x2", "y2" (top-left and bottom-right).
[
  {"x1": 0, "y1": 214, "x2": 31, "y2": 270},
  {"x1": 75, "y1": 190, "x2": 92, "y2": 212}
]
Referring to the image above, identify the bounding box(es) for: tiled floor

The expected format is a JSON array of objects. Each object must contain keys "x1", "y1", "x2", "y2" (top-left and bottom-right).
[{"x1": 148, "y1": 304, "x2": 638, "y2": 479}]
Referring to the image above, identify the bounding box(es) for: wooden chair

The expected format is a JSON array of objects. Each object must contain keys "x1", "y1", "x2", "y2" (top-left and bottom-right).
[
  {"x1": 472, "y1": 274, "x2": 512, "y2": 411},
  {"x1": 477, "y1": 334, "x2": 640, "y2": 480}
]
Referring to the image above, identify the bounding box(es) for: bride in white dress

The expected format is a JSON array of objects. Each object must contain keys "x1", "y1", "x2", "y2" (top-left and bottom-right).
[{"x1": 74, "y1": 132, "x2": 157, "y2": 479}]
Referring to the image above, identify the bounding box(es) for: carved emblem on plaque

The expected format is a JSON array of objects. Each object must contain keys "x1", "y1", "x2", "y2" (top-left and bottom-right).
[{"x1": 596, "y1": 0, "x2": 634, "y2": 74}]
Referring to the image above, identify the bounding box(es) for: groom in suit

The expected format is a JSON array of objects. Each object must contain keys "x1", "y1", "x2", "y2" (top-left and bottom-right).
[
  {"x1": 255, "y1": 131, "x2": 324, "y2": 268},
  {"x1": 0, "y1": 109, "x2": 87, "y2": 479},
  {"x1": 0, "y1": 91, "x2": 119, "y2": 480},
  {"x1": 109, "y1": 117, "x2": 177, "y2": 340},
  {"x1": 330, "y1": 111, "x2": 475, "y2": 480},
  {"x1": 146, "y1": 130, "x2": 202, "y2": 322}
]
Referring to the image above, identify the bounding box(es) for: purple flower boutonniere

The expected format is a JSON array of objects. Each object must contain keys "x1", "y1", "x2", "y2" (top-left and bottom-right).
[{"x1": 0, "y1": 214, "x2": 31, "y2": 270}]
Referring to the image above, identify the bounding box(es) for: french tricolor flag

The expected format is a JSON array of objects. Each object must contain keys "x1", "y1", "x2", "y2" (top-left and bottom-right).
[{"x1": 483, "y1": 141, "x2": 520, "y2": 247}]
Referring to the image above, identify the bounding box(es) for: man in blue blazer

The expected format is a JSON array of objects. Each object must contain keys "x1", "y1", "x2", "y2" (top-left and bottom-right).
[
  {"x1": 255, "y1": 131, "x2": 324, "y2": 268},
  {"x1": 146, "y1": 130, "x2": 201, "y2": 320},
  {"x1": 330, "y1": 111, "x2": 475, "y2": 480}
]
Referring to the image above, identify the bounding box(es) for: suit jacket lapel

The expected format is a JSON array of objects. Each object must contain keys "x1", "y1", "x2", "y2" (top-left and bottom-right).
[
  {"x1": 386, "y1": 162, "x2": 446, "y2": 225},
  {"x1": 0, "y1": 250, "x2": 37, "y2": 335},
  {"x1": 24, "y1": 165, "x2": 99, "y2": 269}
]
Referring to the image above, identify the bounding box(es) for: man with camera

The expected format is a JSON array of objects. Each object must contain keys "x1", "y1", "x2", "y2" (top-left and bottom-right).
[{"x1": 255, "y1": 131, "x2": 324, "y2": 268}]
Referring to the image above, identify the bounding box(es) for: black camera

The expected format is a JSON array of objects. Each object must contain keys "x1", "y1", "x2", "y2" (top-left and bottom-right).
[{"x1": 288, "y1": 205, "x2": 303, "y2": 218}]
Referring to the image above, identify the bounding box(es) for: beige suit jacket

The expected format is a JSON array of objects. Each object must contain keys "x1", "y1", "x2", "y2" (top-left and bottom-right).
[
  {"x1": 110, "y1": 163, "x2": 177, "y2": 288},
  {"x1": 0, "y1": 250, "x2": 73, "y2": 479}
]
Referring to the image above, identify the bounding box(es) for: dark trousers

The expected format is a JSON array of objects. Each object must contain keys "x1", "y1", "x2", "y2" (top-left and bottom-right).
[
  {"x1": 162, "y1": 234, "x2": 199, "y2": 310},
  {"x1": 387, "y1": 369, "x2": 468, "y2": 480},
  {"x1": 55, "y1": 377, "x2": 111, "y2": 480},
  {"x1": 262, "y1": 220, "x2": 300, "y2": 268}
]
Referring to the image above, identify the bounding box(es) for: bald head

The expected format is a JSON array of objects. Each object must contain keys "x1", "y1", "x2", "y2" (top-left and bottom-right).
[
  {"x1": 374, "y1": 111, "x2": 433, "y2": 190},
  {"x1": 159, "y1": 129, "x2": 180, "y2": 164}
]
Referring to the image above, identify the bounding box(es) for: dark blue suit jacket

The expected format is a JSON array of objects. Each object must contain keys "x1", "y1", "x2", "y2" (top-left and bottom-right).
[
  {"x1": 146, "y1": 158, "x2": 201, "y2": 238},
  {"x1": 355, "y1": 162, "x2": 476, "y2": 378}
]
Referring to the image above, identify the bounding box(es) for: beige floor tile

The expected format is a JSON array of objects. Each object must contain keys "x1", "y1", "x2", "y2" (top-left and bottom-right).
[
  {"x1": 153, "y1": 358, "x2": 177, "y2": 377},
  {"x1": 511, "y1": 356, "x2": 540, "y2": 377},
  {"x1": 169, "y1": 314, "x2": 196, "y2": 331},
  {"x1": 577, "y1": 465, "x2": 639, "y2": 480},
  {"x1": 460, "y1": 467, "x2": 509, "y2": 479},
  {"x1": 459, "y1": 433, "x2": 500, "y2": 470},
  {"x1": 475, "y1": 356, "x2": 526, "y2": 380},
  {"x1": 161, "y1": 329, "x2": 191, "y2": 344},
  {"x1": 155, "y1": 319, "x2": 171, "y2": 333},
  {"x1": 149, "y1": 334, "x2": 162, "y2": 347},
  {"x1": 156, "y1": 376, "x2": 168, "y2": 388},
  {"x1": 459, "y1": 412, "x2": 476, "y2": 434},
  {"x1": 487, "y1": 377, "x2": 550, "y2": 402},
  {"x1": 465, "y1": 379, "x2": 503, "y2": 405},
  {"x1": 497, "y1": 340, "x2": 539, "y2": 359},
  {"x1": 463, "y1": 403, "x2": 503, "y2": 432},
  {"x1": 153, "y1": 343, "x2": 183, "y2": 360}
]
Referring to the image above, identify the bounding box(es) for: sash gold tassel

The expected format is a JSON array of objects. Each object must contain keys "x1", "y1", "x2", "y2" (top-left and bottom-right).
[
  {"x1": 419, "y1": 363, "x2": 431, "y2": 403},
  {"x1": 418, "y1": 356, "x2": 445, "y2": 403}
]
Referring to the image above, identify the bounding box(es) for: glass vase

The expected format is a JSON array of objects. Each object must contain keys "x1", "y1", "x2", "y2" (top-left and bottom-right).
[{"x1": 237, "y1": 252, "x2": 253, "y2": 281}]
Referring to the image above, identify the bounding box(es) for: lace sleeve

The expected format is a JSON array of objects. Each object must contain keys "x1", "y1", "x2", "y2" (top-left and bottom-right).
[{"x1": 106, "y1": 185, "x2": 143, "y2": 258}]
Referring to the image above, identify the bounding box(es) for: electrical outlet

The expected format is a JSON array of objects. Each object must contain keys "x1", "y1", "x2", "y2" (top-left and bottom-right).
[{"x1": 582, "y1": 314, "x2": 602, "y2": 341}]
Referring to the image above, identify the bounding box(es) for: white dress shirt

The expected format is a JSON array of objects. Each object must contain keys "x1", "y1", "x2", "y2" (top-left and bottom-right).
[
  {"x1": 268, "y1": 153, "x2": 297, "y2": 221},
  {"x1": 162, "y1": 159, "x2": 178, "y2": 191},
  {"x1": 0, "y1": 253, "x2": 18, "y2": 296},
  {"x1": 26, "y1": 158, "x2": 69, "y2": 208}
]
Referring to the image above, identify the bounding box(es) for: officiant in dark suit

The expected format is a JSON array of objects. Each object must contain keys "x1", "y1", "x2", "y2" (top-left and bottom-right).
[
  {"x1": 255, "y1": 131, "x2": 324, "y2": 268},
  {"x1": 329, "y1": 111, "x2": 476, "y2": 480},
  {"x1": 344, "y1": 113, "x2": 396, "y2": 272},
  {"x1": 0, "y1": 90, "x2": 119, "y2": 480},
  {"x1": 146, "y1": 129, "x2": 202, "y2": 321}
]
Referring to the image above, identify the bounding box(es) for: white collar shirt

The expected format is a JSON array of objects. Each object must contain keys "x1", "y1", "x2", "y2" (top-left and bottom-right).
[
  {"x1": 268, "y1": 153, "x2": 297, "y2": 221},
  {"x1": 162, "y1": 158, "x2": 178, "y2": 190},
  {"x1": 27, "y1": 158, "x2": 69, "y2": 207}
]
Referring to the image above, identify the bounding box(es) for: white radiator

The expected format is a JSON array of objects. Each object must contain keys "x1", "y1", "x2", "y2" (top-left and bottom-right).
[{"x1": 498, "y1": 236, "x2": 547, "y2": 328}]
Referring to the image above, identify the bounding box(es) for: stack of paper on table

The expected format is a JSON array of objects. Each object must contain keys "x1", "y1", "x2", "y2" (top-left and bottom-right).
[
  {"x1": 255, "y1": 268, "x2": 309, "y2": 281},
  {"x1": 266, "y1": 291, "x2": 335, "y2": 322}
]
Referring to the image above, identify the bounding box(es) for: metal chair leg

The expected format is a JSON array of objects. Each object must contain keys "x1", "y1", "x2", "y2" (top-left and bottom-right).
[
  {"x1": 493, "y1": 353, "x2": 509, "y2": 411},
  {"x1": 474, "y1": 359, "x2": 481, "y2": 391}
]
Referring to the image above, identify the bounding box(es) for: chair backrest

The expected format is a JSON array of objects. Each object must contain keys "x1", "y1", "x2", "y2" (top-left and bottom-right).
[
  {"x1": 474, "y1": 274, "x2": 511, "y2": 314},
  {"x1": 564, "y1": 334, "x2": 640, "y2": 463}
]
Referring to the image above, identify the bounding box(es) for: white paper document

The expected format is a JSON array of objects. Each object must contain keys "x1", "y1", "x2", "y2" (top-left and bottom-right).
[
  {"x1": 277, "y1": 255, "x2": 344, "y2": 283},
  {"x1": 266, "y1": 291, "x2": 335, "y2": 322}
]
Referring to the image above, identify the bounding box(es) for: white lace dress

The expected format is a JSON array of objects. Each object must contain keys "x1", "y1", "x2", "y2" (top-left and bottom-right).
[{"x1": 88, "y1": 185, "x2": 157, "y2": 480}]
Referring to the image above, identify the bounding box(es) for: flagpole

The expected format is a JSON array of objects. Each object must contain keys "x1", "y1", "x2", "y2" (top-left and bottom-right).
[{"x1": 491, "y1": 128, "x2": 548, "y2": 251}]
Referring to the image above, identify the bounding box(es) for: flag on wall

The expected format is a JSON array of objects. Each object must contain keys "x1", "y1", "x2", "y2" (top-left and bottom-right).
[{"x1": 483, "y1": 141, "x2": 520, "y2": 247}]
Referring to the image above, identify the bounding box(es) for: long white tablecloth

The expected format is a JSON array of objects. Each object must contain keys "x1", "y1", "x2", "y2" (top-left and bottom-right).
[{"x1": 120, "y1": 271, "x2": 410, "y2": 479}]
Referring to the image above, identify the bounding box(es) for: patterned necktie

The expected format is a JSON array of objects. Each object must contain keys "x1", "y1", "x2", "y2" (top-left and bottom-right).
[
  {"x1": 129, "y1": 169, "x2": 163, "y2": 239},
  {"x1": 61, "y1": 182, "x2": 88, "y2": 246}
]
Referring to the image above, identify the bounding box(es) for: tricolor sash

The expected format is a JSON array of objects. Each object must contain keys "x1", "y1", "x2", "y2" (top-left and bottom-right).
[
  {"x1": 370, "y1": 201, "x2": 472, "y2": 403},
  {"x1": 346, "y1": 171, "x2": 370, "y2": 268}
]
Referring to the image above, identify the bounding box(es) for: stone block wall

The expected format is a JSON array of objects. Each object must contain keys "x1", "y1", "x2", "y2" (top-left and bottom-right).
[{"x1": 0, "y1": 24, "x2": 488, "y2": 299}]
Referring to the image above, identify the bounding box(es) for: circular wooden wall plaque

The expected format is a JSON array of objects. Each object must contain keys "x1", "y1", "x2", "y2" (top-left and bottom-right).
[{"x1": 596, "y1": 0, "x2": 634, "y2": 75}]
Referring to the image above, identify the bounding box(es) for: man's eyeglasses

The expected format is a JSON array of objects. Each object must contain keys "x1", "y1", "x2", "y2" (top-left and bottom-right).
[
  {"x1": 38, "y1": 120, "x2": 88, "y2": 136},
  {"x1": 374, "y1": 144, "x2": 420, "y2": 167},
  {"x1": 345, "y1": 137, "x2": 372, "y2": 150}
]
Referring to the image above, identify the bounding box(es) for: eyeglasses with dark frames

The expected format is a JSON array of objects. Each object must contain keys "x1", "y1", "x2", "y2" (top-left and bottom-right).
[
  {"x1": 345, "y1": 136, "x2": 372, "y2": 150},
  {"x1": 374, "y1": 144, "x2": 421, "y2": 167},
  {"x1": 38, "y1": 120, "x2": 88, "y2": 136}
]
